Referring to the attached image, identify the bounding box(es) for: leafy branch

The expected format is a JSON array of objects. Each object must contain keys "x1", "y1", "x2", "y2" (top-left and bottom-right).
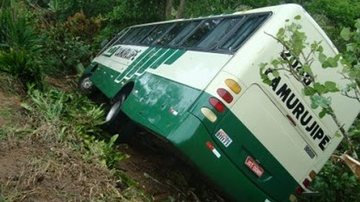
[{"x1": 260, "y1": 15, "x2": 358, "y2": 158}]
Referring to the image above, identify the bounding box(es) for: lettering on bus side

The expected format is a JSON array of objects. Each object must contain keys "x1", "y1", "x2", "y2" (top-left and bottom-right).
[
  {"x1": 280, "y1": 50, "x2": 313, "y2": 86},
  {"x1": 114, "y1": 46, "x2": 141, "y2": 60},
  {"x1": 102, "y1": 46, "x2": 120, "y2": 57},
  {"x1": 102, "y1": 45, "x2": 141, "y2": 60},
  {"x1": 264, "y1": 70, "x2": 330, "y2": 151}
]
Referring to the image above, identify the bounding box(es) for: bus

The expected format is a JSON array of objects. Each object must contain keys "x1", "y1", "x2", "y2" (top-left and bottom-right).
[{"x1": 79, "y1": 4, "x2": 360, "y2": 202}]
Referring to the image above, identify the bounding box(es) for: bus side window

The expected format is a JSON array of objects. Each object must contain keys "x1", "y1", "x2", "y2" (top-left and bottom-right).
[
  {"x1": 196, "y1": 17, "x2": 244, "y2": 50},
  {"x1": 141, "y1": 23, "x2": 174, "y2": 45},
  {"x1": 154, "y1": 21, "x2": 190, "y2": 46},
  {"x1": 220, "y1": 15, "x2": 268, "y2": 51},
  {"x1": 124, "y1": 25, "x2": 156, "y2": 44},
  {"x1": 182, "y1": 18, "x2": 222, "y2": 47},
  {"x1": 121, "y1": 27, "x2": 142, "y2": 44},
  {"x1": 168, "y1": 21, "x2": 201, "y2": 47}
]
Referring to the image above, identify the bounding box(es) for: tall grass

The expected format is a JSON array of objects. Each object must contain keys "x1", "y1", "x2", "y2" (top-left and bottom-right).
[
  {"x1": 0, "y1": 2, "x2": 43, "y2": 88},
  {"x1": 22, "y1": 86, "x2": 126, "y2": 168}
]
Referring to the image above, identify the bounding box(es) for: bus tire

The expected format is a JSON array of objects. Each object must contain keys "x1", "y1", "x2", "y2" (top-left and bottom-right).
[
  {"x1": 105, "y1": 93, "x2": 127, "y2": 124},
  {"x1": 104, "y1": 93, "x2": 135, "y2": 142}
]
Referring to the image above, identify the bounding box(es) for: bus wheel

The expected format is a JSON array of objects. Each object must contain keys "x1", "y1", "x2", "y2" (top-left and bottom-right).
[
  {"x1": 79, "y1": 74, "x2": 93, "y2": 93},
  {"x1": 105, "y1": 93, "x2": 126, "y2": 123},
  {"x1": 104, "y1": 93, "x2": 135, "y2": 142}
]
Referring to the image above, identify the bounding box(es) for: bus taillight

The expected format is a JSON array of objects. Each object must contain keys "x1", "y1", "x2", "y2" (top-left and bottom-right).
[
  {"x1": 209, "y1": 97, "x2": 225, "y2": 113},
  {"x1": 225, "y1": 79, "x2": 241, "y2": 94},
  {"x1": 309, "y1": 170, "x2": 317, "y2": 180},
  {"x1": 295, "y1": 178, "x2": 311, "y2": 195},
  {"x1": 217, "y1": 88, "x2": 233, "y2": 103},
  {"x1": 295, "y1": 186, "x2": 304, "y2": 195},
  {"x1": 302, "y1": 178, "x2": 310, "y2": 188}
]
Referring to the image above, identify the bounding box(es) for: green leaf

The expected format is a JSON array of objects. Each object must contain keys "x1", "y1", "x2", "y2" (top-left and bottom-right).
[
  {"x1": 314, "y1": 82, "x2": 326, "y2": 94},
  {"x1": 324, "y1": 81, "x2": 339, "y2": 92},
  {"x1": 355, "y1": 19, "x2": 360, "y2": 30},
  {"x1": 322, "y1": 56, "x2": 339, "y2": 68},
  {"x1": 272, "y1": 69, "x2": 280, "y2": 78},
  {"x1": 318, "y1": 53, "x2": 327, "y2": 63},
  {"x1": 319, "y1": 108, "x2": 327, "y2": 118},
  {"x1": 277, "y1": 28, "x2": 285, "y2": 38},
  {"x1": 20, "y1": 102, "x2": 33, "y2": 111},
  {"x1": 310, "y1": 95, "x2": 331, "y2": 109},
  {"x1": 310, "y1": 96, "x2": 319, "y2": 109},
  {"x1": 340, "y1": 28, "x2": 351, "y2": 41},
  {"x1": 304, "y1": 86, "x2": 316, "y2": 96},
  {"x1": 303, "y1": 64, "x2": 312, "y2": 74},
  {"x1": 317, "y1": 45, "x2": 323, "y2": 53}
]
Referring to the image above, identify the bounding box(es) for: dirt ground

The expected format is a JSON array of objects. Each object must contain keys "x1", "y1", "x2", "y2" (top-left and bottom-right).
[
  {"x1": 0, "y1": 90, "x2": 124, "y2": 201},
  {"x1": 117, "y1": 138, "x2": 225, "y2": 202},
  {"x1": 0, "y1": 86, "x2": 224, "y2": 201}
]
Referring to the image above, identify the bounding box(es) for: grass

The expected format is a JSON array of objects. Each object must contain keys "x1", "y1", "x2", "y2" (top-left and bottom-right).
[
  {"x1": 0, "y1": 76, "x2": 151, "y2": 201},
  {"x1": 0, "y1": 75, "x2": 222, "y2": 202}
]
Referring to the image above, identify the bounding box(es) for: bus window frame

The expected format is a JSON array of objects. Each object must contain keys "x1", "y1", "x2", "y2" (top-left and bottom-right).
[{"x1": 105, "y1": 11, "x2": 272, "y2": 55}]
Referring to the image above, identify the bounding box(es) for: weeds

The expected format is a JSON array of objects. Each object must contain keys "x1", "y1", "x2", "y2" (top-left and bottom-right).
[
  {"x1": 0, "y1": 73, "x2": 24, "y2": 95},
  {"x1": 0, "y1": 83, "x2": 146, "y2": 201},
  {"x1": 21, "y1": 86, "x2": 126, "y2": 167},
  {"x1": 0, "y1": 3, "x2": 44, "y2": 89}
]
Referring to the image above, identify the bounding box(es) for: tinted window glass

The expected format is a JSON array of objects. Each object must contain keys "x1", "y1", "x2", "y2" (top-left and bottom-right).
[
  {"x1": 141, "y1": 23, "x2": 174, "y2": 45},
  {"x1": 155, "y1": 21, "x2": 191, "y2": 45},
  {"x1": 221, "y1": 15, "x2": 268, "y2": 51},
  {"x1": 169, "y1": 21, "x2": 201, "y2": 46},
  {"x1": 119, "y1": 28, "x2": 140, "y2": 44},
  {"x1": 123, "y1": 25, "x2": 155, "y2": 44},
  {"x1": 197, "y1": 17, "x2": 244, "y2": 49},
  {"x1": 182, "y1": 18, "x2": 222, "y2": 47}
]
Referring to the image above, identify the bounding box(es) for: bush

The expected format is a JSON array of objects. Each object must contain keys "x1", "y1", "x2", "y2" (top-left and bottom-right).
[
  {"x1": 309, "y1": 160, "x2": 360, "y2": 202},
  {"x1": 0, "y1": 3, "x2": 44, "y2": 89}
]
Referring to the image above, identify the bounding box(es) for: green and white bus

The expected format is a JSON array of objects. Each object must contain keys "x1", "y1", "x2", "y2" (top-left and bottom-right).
[{"x1": 80, "y1": 4, "x2": 360, "y2": 202}]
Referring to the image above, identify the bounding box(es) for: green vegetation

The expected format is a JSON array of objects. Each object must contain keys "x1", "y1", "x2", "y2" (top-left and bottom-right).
[
  {"x1": 0, "y1": 0, "x2": 359, "y2": 201},
  {"x1": 259, "y1": 16, "x2": 360, "y2": 201}
]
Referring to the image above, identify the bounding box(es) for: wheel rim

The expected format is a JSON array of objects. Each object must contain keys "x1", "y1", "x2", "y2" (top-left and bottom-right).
[
  {"x1": 81, "y1": 77, "x2": 93, "y2": 90},
  {"x1": 105, "y1": 94, "x2": 126, "y2": 122}
]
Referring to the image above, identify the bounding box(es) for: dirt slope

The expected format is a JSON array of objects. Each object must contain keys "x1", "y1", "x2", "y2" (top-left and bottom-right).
[{"x1": 0, "y1": 86, "x2": 224, "y2": 201}]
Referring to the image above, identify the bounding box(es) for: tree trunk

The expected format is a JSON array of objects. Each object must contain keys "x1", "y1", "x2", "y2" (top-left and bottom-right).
[
  {"x1": 176, "y1": 0, "x2": 186, "y2": 19},
  {"x1": 165, "y1": 0, "x2": 173, "y2": 19}
]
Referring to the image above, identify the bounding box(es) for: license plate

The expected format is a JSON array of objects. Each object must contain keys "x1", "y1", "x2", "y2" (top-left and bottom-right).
[{"x1": 245, "y1": 156, "x2": 264, "y2": 177}]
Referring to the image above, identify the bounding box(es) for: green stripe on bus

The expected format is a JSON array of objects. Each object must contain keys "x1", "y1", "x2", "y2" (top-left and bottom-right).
[
  {"x1": 114, "y1": 47, "x2": 156, "y2": 83},
  {"x1": 164, "y1": 49, "x2": 186, "y2": 65},
  {"x1": 91, "y1": 47, "x2": 186, "y2": 98},
  {"x1": 149, "y1": 48, "x2": 176, "y2": 69},
  {"x1": 137, "y1": 48, "x2": 167, "y2": 72}
]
